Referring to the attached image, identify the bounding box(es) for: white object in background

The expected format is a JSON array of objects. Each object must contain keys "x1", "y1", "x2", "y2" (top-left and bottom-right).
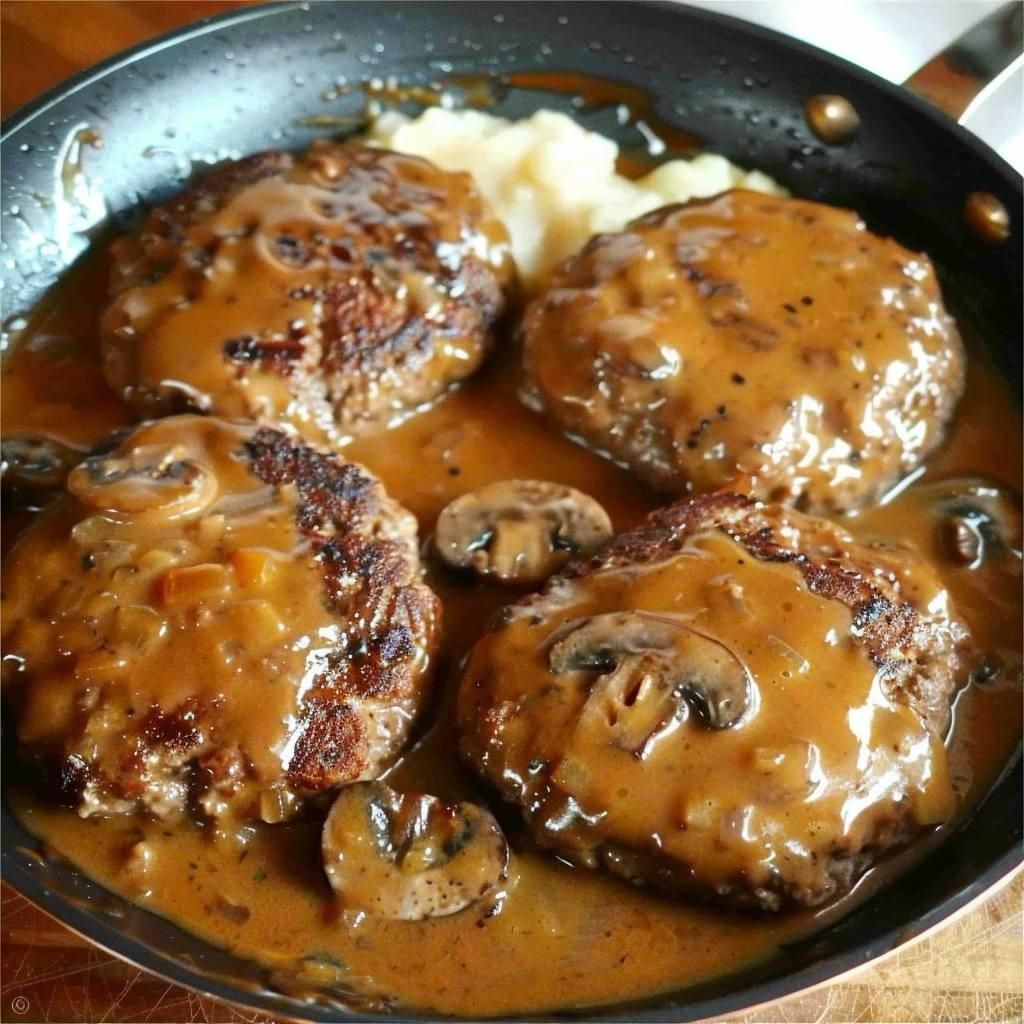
[
  {"x1": 682, "y1": 0, "x2": 1022, "y2": 171},
  {"x1": 961, "y1": 56, "x2": 1024, "y2": 170}
]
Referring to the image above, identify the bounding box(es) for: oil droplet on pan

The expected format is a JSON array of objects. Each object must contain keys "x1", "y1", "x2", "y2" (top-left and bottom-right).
[
  {"x1": 804, "y1": 94, "x2": 860, "y2": 145},
  {"x1": 964, "y1": 191, "x2": 1010, "y2": 245}
]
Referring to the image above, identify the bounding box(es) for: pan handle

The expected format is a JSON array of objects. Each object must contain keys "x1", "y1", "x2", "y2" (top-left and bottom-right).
[{"x1": 902, "y1": 2, "x2": 1023, "y2": 121}]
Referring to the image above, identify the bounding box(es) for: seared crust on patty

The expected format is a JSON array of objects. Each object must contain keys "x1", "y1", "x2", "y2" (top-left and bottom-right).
[
  {"x1": 101, "y1": 142, "x2": 514, "y2": 443},
  {"x1": 563, "y1": 492, "x2": 963, "y2": 735},
  {"x1": 457, "y1": 492, "x2": 969, "y2": 910},
  {"x1": 1, "y1": 416, "x2": 441, "y2": 823},
  {"x1": 242, "y1": 427, "x2": 439, "y2": 791}
]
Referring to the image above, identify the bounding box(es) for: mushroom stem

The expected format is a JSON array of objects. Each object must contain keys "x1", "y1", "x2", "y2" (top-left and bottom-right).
[{"x1": 548, "y1": 612, "x2": 753, "y2": 731}]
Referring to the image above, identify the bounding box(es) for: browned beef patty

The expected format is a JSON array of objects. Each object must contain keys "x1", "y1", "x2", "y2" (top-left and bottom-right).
[
  {"x1": 457, "y1": 492, "x2": 972, "y2": 910},
  {"x1": 1, "y1": 416, "x2": 440, "y2": 826},
  {"x1": 101, "y1": 142, "x2": 514, "y2": 443},
  {"x1": 521, "y1": 190, "x2": 965, "y2": 513}
]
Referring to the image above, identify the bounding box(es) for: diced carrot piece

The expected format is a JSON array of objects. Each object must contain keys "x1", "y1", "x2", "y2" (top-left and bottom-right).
[
  {"x1": 229, "y1": 547, "x2": 278, "y2": 588},
  {"x1": 157, "y1": 563, "x2": 228, "y2": 606}
]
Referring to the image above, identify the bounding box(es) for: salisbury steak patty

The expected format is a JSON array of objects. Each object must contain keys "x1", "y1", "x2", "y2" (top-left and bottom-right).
[
  {"x1": 101, "y1": 142, "x2": 513, "y2": 443},
  {"x1": 1, "y1": 416, "x2": 440, "y2": 825},
  {"x1": 457, "y1": 492, "x2": 971, "y2": 911},
  {"x1": 521, "y1": 190, "x2": 965, "y2": 512}
]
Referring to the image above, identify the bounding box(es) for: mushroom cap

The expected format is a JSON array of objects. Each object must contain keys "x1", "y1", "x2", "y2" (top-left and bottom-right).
[
  {"x1": 434, "y1": 479, "x2": 612, "y2": 586},
  {"x1": 1, "y1": 434, "x2": 80, "y2": 509},
  {"x1": 67, "y1": 443, "x2": 219, "y2": 521},
  {"x1": 321, "y1": 781, "x2": 508, "y2": 921},
  {"x1": 917, "y1": 476, "x2": 1022, "y2": 571}
]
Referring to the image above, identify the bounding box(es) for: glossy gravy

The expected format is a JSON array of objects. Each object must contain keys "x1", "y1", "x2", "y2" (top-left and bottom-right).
[
  {"x1": 2, "y1": 221, "x2": 1022, "y2": 1017},
  {"x1": 457, "y1": 522, "x2": 959, "y2": 911}
]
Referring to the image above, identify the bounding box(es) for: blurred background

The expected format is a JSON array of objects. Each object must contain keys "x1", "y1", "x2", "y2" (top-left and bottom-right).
[
  {"x1": 685, "y1": 0, "x2": 1022, "y2": 169},
  {"x1": 2, "y1": 1, "x2": 1021, "y2": 169}
]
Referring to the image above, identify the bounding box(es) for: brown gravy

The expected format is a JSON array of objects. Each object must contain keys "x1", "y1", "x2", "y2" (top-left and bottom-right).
[{"x1": 2, "y1": 199, "x2": 1022, "y2": 1017}]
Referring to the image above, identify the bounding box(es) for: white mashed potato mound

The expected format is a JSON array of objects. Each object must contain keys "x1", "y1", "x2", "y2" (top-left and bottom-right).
[{"x1": 366, "y1": 107, "x2": 784, "y2": 288}]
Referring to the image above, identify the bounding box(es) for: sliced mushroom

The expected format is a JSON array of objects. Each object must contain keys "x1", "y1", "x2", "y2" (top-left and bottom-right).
[
  {"x1": 1, "y1": 434, "x2": 80, "y2": 507},
  {"x1": 917, "y1": 477, "x2": 1022, "y2": 571},
  {"x1": 67, "y1": 443, "x2": 218, "y2": 521},
  {"x1": 575, "y1": 655, "x2": 689, "y2": 759},
  {"x1": 549, "y1": 612, "x2": 753, "y2": 738},
  {"x1": 434, "y1": 480, "x2": 612, "y2": 586},
  {"x1": 321, "y1": 781, "x2": 508, "y2": 921}
]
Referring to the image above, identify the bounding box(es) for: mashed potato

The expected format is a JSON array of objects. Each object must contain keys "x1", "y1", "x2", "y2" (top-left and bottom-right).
[{"x1": 366, "y1": 108, "x2": 783, "y2": 288}]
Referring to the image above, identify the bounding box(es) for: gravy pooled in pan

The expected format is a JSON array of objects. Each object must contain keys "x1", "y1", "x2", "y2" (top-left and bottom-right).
[
  {"x1": 101, "y1": 142, "x2": 513, "y2": 444},
  {"x1": 458, "y1": 492, "x2": 969, "y2": 912},
  {"x1": 1, "y1": 102, "x2": 1021, "y2": 1018},
  {"x1": 522, "y1": 191, "x2": 965, "y2": 512},
  {"x1": 2, "y1": 416, "x2": 440, "y2": 825}
]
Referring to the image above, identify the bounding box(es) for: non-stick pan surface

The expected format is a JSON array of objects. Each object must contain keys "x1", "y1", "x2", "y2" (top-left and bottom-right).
[{"x1": 1, "y1": 3, "x2": 1021, "y2": 1021}]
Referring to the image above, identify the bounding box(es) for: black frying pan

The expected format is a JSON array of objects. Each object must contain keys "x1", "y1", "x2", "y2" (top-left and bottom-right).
[{"x1": 1, "y1": 3, "x2": 1021, "y2": 1021}]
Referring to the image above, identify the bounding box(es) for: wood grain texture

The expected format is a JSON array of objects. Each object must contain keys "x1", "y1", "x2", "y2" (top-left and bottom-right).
[{"x1": 1, "y1": 3, "x2": 1021, "y2": 1022}]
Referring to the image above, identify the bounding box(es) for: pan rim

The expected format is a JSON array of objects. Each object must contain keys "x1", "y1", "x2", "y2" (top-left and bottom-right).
[
  {"x1": 1, "y1": 0, "x2": 1022, "y2": 190},
  {"x1": 3, "y1": 804, "x2": 1021, "y2": 1023}
]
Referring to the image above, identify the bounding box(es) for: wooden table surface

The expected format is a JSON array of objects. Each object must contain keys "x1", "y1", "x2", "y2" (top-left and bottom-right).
[{"x1": 1, "y1": 3, "x2": 1022, "y2": 1022}]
